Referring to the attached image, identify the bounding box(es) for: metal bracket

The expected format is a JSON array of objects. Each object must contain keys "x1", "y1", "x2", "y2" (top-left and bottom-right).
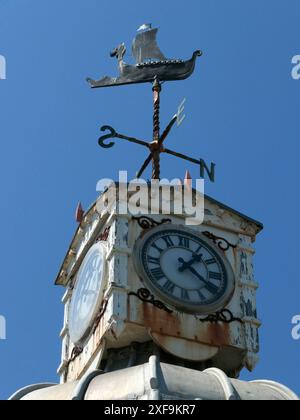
[
  {"x1": 202, "y1": 231, "x2": 237, "y2": 252},
  {"x1": 92, "y1": 299, "x2": 109, "y2": 334},
  {"x1": 132, "y1": 216, "x2": 172, "y2": 230},
  {"x1": 96, "y1": 227, "x2": 111, "y2": 243},
  {"x1": 129, "y1": 288, "x2": 173, "y2": 314},
  {"x1": 199, "y1": 309, "x2": 243, "y2": 324}
]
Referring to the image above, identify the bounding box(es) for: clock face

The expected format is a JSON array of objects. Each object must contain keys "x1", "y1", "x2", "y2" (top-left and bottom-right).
[
  {"x1": 69, "y1": 242, "x2": 107, "y2": 345},
  {"x1": 133, "y1": 225, "x2": 235, "y2": 314}
]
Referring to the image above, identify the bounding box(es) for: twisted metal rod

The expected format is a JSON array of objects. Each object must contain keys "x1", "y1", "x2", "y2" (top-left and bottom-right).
[
  {"x1": 136, "y1": 115, "x2": 177, "y2": 179},
  {"x1": 152, "y1": 77, "x2": 162, "y2": 180}
]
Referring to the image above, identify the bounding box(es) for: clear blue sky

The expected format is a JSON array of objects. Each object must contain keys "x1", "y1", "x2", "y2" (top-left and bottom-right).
[{"x1": 0, "y1": 0, "x2": 299, "y2": 399}]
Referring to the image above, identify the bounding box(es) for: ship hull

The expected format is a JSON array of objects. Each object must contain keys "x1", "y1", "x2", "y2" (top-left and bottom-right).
[{"x1": 87, "y1": 51, "x2": 202, "y2": 89}]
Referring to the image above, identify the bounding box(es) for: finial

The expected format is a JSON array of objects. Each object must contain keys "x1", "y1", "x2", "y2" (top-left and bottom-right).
[
  {"x1": 153, "y1": 76, "x2": 161, "y2": 92},
  {"x1": 184, "y1": 170, "x2": 192, "y2": 191},
  {"x1": 75, "y1": 202, "x2": 84, "y2": 223}
]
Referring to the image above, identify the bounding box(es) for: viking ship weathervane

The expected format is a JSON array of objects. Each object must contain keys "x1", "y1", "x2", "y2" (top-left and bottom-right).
[{"x1": 87, "y1": 24, "x2": 215, "y2": 181}]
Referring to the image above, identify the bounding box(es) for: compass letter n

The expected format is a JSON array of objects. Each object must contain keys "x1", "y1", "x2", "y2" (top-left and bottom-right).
[{"x1": 0, "y1": 55, "x2": 6, "y2": 80}]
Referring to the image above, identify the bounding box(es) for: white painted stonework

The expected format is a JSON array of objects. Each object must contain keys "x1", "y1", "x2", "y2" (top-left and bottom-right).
[{"x1": 56, "y1": 187, "x2": 263, "y2": 383}]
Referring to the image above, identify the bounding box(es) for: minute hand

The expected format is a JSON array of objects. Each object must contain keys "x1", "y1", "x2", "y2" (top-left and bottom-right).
[{"x1": 188, "y1": 267, "x2": 219, "y2": 294}]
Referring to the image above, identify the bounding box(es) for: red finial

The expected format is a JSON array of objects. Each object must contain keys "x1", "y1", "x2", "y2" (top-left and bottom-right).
[
  {"x1": 184, "y1": 170, "x2": 192, "y2": 191},
  {"x1": 75, "y1": 202, "x2": 84, "y2": 223}
]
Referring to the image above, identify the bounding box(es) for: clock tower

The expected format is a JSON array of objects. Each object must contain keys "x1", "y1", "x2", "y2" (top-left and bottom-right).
[
  {"x1": 55, "y1": 186, "x2": 263, "y2": 383},
  {"x1": 10, "y1": 25, "x2": 298, "y2": 400}
]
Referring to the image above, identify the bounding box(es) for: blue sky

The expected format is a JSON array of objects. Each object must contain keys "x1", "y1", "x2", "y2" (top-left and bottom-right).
[{"x1": 0, "y1": 0, "x2": 299, "y2": 399}]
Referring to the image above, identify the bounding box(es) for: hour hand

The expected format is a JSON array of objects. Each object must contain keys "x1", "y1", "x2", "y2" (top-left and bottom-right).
[
  {"x1": 178, "y1": 259, "x2": 208, "y2": 284},
  {"x1": 178, "y1": 254, "x2": 203, "y2": 272},
  {"x1": 178, "y1": 257, "x2": 188, "y2": 272}
]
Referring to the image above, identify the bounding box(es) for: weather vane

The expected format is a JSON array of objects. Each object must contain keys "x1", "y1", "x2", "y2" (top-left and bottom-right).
[{"x1": 87, "y1": 24, "x2": 215, "y2": 182}]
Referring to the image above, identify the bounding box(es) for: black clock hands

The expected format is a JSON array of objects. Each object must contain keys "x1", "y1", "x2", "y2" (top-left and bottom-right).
[
  {"x1": 178, "y1": 253, "x2": 203, "y2": 273},
  {"x1": 188, "y1": 266, "x2": 219, "y2": 294},
  {"x1": 178, "y1": 255, "x2": 219, "y2": 294},
  {"x1": 185, "y1": 265, "x2": 206, "y2": 282}
]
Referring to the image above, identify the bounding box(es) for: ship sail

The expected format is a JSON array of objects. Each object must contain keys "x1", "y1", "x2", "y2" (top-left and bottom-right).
[{"x1": 132, "y1": 28, "x2": 167, "y2": 64}]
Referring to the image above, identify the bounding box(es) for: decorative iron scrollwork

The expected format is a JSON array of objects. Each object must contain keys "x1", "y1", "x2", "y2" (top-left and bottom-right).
[
  {"x1": 92, "y1": 299, "x2": 109, "y2": 334},
  {"x1": 96, "y1": 227, "x2": 111, "y2": 243},
  {"x1": 133, "y1": 216, "x2": 171, "y2": 230},
  {"x1": 66, "y1": 300, "x2": 109, "y2": 373},
  {"x1": 129, "y1": 288, "x2": 173, "y2": 314},
  {"x1": 67, "y1": 346, "x2": 83, "y2": 366},
  {"x1": 199, "y1": 309, "x2": 243, "y2": 324},
  {"x1": 202, "y1": 231, "x2": 237, "y2": 252},
  {"x1": 64, "y1": 345, "x2": 83, "y2": 380}
]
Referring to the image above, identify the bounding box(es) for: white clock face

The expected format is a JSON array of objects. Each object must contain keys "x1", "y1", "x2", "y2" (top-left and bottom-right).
[
  {"x1": 69, "y1": 242, "x2": 107, "y2": 345},
  {"x1": 133, "y1": 225, "x2": 235, "y2": 314}
]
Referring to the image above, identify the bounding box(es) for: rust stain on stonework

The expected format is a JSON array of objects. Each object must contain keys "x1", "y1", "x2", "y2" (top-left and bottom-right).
[
  {"x1": 205, "y1": 322, "x2": 231, "y2": 347},
  {"x1": 142, "y1": 302, "x2": 232, "y2": 348},
  {"x1": 143, "y1": 303, "x2": 180, "y2": 336}
]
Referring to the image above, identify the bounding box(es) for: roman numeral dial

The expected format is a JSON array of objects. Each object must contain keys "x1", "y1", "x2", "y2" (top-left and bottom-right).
[
  {"x1": 150, "y1": 267, "x2": 165, "y2": 281},
  {"x1": 163, "y1": 280, "x2": 176, "y2": 294},
  {"x1": 147, "y1": 256, "x2": 160, "y2": 266},
  {"x1": 178, "y1": 236, "x2": 190, "y2": 248},
  {"x1": 162, "y1": 235, "x2": 174, "y2": 248},
  {"x1": 134, "y1": 226, "x2": 235, "y2": 315}
]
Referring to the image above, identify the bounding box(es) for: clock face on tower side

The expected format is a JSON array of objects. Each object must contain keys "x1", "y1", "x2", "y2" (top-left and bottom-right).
[
  {"x1": 69, "y1": 242, "x2": 107, "y2": 345},
  {"x1": 133, "y1": 225, "x2": 235, "y2": 314}
]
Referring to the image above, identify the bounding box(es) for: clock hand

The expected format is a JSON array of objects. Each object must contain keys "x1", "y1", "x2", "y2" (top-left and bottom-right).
[
  {"x1": 187, "y1": 266, "x2": 219, "y2": 294},
  {"x1": 187, "y1": 266, "x2": 207, "y2": 283},
  {"x1": 178, "y1": 253, "x2": 203, "y2": 272}
]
